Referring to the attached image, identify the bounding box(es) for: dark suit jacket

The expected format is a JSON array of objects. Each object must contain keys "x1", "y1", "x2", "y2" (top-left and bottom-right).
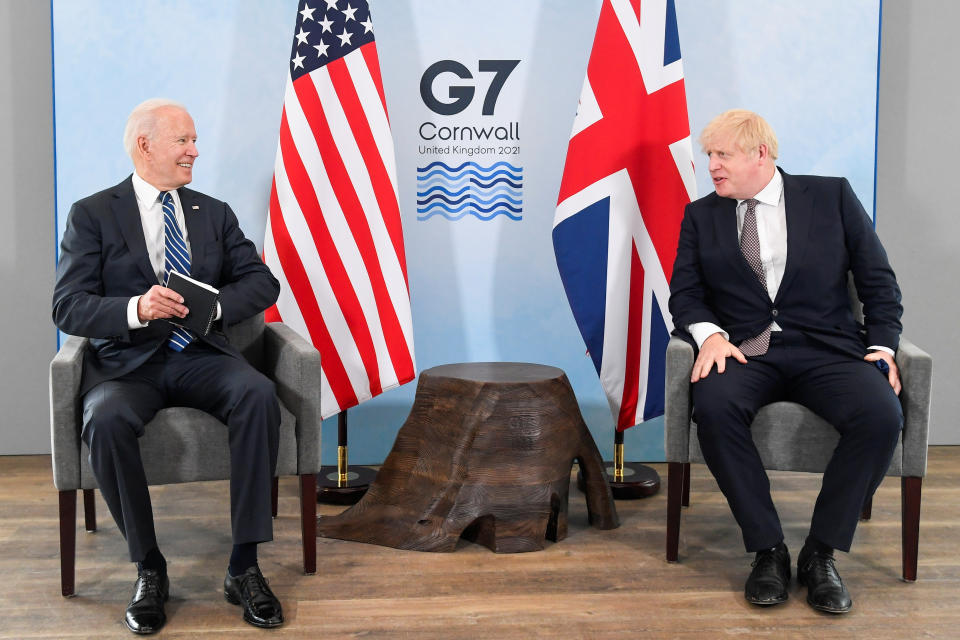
[
  {"x1": 53, "y1": 175, "x2": 280, "y2": 395},
  {"x1": 668, "y1": 168, "x2": 902, "y2": 359}
]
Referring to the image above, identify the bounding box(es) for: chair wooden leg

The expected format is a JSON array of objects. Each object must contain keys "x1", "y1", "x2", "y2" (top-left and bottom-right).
[
  {"x1": 59, "y1": 490, "x2": 77, "y2": 597},
  {"x1": 860, "y1": 494, "x2": 873, "y2": 521},
  {"x1": 83, "y1": 489, "x2": 97, "y2": 532},
  {"x1": 300, "y1": 474, "x2": 317, "y2": 575},
  {"x1": 271, "y1": 477, "x2": 279, "y2": 518},
  {"x1": 666, "y1": 462, "x2": 684, "y2": 562},
  {"x1": 902, "y1": 476, "x2": 922, "y2": 582},
  {"x1": 681, "y1": 462, "x2": 691, "y2": 508}
]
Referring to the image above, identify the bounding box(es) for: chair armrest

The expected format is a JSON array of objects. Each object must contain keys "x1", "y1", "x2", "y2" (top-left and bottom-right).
[
  {"x1": 664, "y1": 336, "x2": 695, "y2": 463},
  {"x1": 262, "y1": 322, "x2": 322, "y2": 474},
  {"x1": 896, "y1": 337, "x2": 932, "y2": 477},
  {"x1": 49, "y1": 336, "x2": 87, "y2": 490}
]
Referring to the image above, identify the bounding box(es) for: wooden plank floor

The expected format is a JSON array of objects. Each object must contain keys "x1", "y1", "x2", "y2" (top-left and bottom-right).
[{"x1": 2, "y1": 447, "x2": 958, "y2": 639}]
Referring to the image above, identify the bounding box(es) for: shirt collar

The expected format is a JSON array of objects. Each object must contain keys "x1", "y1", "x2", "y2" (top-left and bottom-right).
[
  {"x1": 131, "y1": 171, "x2": 171, "y2": 207},
  {"x1": 738, "y1": 168, "x2": 783, "y2": 209}
]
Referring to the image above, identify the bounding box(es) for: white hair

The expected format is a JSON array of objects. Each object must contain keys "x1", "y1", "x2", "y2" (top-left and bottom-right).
[{"x1": 123, "y1": 98, "x2": 188, "y2": 160}]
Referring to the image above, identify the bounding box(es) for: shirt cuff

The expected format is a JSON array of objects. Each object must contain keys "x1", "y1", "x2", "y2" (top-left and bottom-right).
[
  {"x1": 687, "y1": 322, "x2": 729, "y2": 349},
  {"x1": 215, "y1": 302, "x2": 222, "y2": 321},
  {"x1": 128, "y1": 296, "x2": 148, "y2": 329},
  {"x1": 868, "y1": 345, "x2": 895, "y2": 356}
]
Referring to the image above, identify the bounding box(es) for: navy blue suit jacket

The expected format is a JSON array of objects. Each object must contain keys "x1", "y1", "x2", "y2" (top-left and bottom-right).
[
  {"x1": 53, "y1": 176, "x2": 280, "y2": 395},
  {"x1": 668, "y1": 169, "x2": 902, "y2": 358}
]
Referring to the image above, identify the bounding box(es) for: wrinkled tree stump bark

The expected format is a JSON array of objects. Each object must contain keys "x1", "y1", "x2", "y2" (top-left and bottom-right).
[{"x1": 317, "y1": 362, "x2": 619, "y2": 553}]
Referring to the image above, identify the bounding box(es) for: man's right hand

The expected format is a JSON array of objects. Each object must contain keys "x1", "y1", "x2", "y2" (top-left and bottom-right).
[
  {"x1": 691, "y1": 332, "x2": 747, "y2": 383},
  {"x1": 137, "y1": 285, "x2": 189, "y2": 323}
]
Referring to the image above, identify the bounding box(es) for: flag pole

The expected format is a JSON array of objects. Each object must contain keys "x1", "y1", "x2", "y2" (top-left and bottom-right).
[
  {"x1": 317, "y1": 409, "x2": 378, "y2": 505},
  {"x1": 578, "y1": 428, "x2": 660, "y2": 499}
]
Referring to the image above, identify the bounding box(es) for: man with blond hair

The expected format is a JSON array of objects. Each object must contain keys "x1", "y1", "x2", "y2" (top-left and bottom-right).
[
  {"x1": 668, "y1": 109, "x2": 903, "y2": 613},
  {"x1": 53, "y1": 98, "x2": 284, "y2": 633}
]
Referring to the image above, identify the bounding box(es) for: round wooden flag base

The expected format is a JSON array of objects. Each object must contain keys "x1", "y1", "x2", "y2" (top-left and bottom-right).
[
  {"x1": 316, "y1": 465, "x2": 378, "y2": 505},
  {"x1": 577, "y1": 461, "x2": 660, "y2": 499}
]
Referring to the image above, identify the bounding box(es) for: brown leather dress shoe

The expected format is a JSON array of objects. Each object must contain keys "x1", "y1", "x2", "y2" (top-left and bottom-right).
[
  {"x1": 224, "y1": 565, "x2": 284, "y2": 628},
  {"x1": 124, "y1": 568, "x2": 169, "y2": 635}
]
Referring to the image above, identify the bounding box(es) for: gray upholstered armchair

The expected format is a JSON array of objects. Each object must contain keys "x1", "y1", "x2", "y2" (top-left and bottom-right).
[
  {"x1": 50, "y1": 313, "x2": 321, "y2": 597},
  {"x1": 664, "y1": 285, "x2": 933, "y2": 582}
]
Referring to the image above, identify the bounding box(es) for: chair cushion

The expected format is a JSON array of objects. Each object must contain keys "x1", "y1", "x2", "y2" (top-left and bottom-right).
[
  {"x1": 688, "y1": 401, "x2": 904, "y2": 475},
  {"x1": 79, "y1": 400, "x2": 297, "y2": 489}
]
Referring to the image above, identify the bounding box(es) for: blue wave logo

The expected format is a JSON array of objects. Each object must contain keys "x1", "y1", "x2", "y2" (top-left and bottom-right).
[{"x1": 416, "y1": 161, "x2": 523, "y2": 221}]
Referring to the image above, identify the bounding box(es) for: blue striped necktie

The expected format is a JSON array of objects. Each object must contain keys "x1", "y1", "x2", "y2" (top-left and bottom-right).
[{"x1": 161, "y1": 191, "x2": 194, "y2": 351}]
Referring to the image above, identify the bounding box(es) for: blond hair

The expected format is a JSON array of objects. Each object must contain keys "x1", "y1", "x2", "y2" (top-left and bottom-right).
[{"x1": 699, "y1": 109, "x2": 778, "y2": 159}]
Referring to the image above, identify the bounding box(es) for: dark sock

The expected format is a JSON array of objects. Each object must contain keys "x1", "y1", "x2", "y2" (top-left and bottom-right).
[
  {"x1": 229, "y1": 542, "x2": 258, "y2": 577},
  {"x1": 137, "y1": 547, "x2": 167, "y2": 575},
  {"x1": 757, "y1": 541, "x2": 786, "y2": 555},
  {"x1": 803, "y1": 535, "x2": 833, "y2": 556}
]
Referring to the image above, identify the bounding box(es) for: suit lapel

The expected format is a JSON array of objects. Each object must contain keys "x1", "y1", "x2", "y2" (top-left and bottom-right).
[
  {"x1": 177, "y1": 187, "x2": 207, "y2": 277},
  {"x1": 713, "y1": 196, "x2": 768, "y2": 297},
  {"x1": 774, "y1": 169, "x2": 814, "y2": 304},
  {"x1": 111, "y1": 176, "x2": 159, "y2": 285}
]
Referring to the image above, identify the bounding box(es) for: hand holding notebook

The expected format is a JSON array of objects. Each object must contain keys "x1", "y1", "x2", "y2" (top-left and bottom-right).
[{"x1": 164, "y1": 271, "x2": 220, "y2": 335}]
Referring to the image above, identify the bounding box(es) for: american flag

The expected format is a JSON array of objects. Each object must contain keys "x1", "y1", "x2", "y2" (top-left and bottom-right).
[
  {"x1": 553, "y1": 0, "x2": 695, "y2": 430},
  {"x1": 264, "y1": 0, "x2": 416, "y2": 419}
]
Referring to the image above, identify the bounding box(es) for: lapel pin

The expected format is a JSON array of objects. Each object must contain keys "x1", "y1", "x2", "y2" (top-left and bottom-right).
[{"x1": 191, "y1": 205, "x2": 200, "y2": 210}]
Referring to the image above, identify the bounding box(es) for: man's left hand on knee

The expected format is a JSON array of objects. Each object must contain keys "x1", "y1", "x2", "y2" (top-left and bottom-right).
[{"x1": 863, "y1": 351, "x2": 901, "y2": 396}]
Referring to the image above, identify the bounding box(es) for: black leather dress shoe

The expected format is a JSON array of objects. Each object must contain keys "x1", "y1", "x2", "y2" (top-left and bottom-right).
[
  {"x1": 797, "y1": 548, "x2": 852, "y2": 613},
  {"x1": 744, "y1": 543, "x2": 790, "y2": 606},
  {"x1": 124, "y1": 568, "x2": 169, "y2": 635},
  {"x1": 224, "y1": 565, "x2": 284, "y2": 628}
]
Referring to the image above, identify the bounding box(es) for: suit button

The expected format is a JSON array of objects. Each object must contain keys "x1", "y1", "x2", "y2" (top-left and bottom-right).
[{"x1": 771, "y1": 309, "x2": 779, "y2": 317}]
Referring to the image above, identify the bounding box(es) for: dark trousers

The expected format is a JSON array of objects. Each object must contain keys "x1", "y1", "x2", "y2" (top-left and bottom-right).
[
  {"x1": 691, "y1": 331, "x2": 903, "y2": 553},
  {"x1": 81, "y1": 341, "x2": 281, "y2": 562}
]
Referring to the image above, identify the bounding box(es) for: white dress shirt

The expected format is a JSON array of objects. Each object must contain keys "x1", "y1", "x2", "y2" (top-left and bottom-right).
[
  {"x1": 132, "y1": 172, "x2": 191, "y2": 282},
  {"x1": 126, "y1": 173, "x2": 191, "y2": 329},
  {"x1": 687, "y1": 170, "x2": 785, "y2": 348},
  {"x1": 687, "y1": 170, "x2": 891, "y2": 355}
]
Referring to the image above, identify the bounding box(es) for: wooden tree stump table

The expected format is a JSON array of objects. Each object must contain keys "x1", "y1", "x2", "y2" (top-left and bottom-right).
[{"x1": 317, "y1": 362, "x2": 619, "y2": 553}]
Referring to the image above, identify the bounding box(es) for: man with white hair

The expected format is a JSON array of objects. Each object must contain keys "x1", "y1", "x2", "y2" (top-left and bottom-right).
[
  {"x1": 669, "y1": 109, "x2": 903, "y2": 614},
  {"x1": 53, "y1": 99, "x2": 284, "y2": 633}
]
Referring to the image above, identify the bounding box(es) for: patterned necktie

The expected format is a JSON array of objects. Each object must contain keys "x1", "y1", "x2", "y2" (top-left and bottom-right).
[
  {"x1": 738, "y1": 198, "x2": 771, "y2": 356},
  {"x1": 161, "y1": 191, "x2": 194, "y2": 351}
]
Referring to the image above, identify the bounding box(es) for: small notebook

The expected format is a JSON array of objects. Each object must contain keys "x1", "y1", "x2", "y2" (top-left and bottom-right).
[{"x1": 165, "y1": 271, "x2": 219, "y2": 336}]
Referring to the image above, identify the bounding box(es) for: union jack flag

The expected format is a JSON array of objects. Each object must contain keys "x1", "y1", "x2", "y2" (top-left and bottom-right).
[
  {"x1": 263, "y1": 0, "x2": 416, "y2": 419},
  {"x1": 553, "y1": 0, "x2": 695, "y2": 430}
]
